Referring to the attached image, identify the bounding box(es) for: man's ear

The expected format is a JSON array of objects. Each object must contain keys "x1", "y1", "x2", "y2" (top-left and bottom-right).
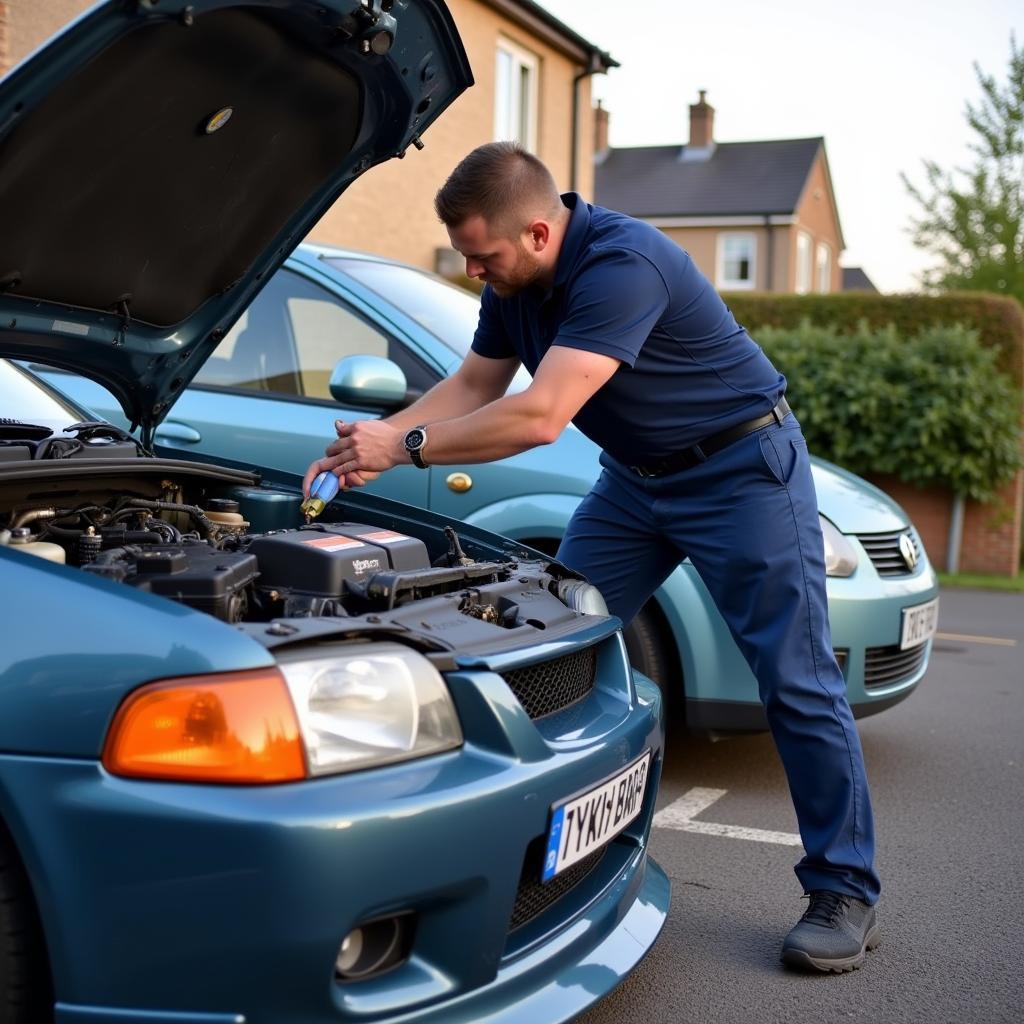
[{"x1": 527, "y1": 219, "x2": 551, "y2": 253}]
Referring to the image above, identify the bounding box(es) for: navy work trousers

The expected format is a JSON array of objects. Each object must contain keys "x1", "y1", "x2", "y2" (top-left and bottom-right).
[{"x1": 557, "y1": 414, "x2": 881, "y2": 902}]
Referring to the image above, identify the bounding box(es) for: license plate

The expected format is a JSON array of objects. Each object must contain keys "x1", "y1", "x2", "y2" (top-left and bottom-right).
[
  {"x1": 900, "y1": 597, "x2": 939, "y2": 650},
  {"x1": 542, "y1": 750, "x2": 651, "y2": 883}
]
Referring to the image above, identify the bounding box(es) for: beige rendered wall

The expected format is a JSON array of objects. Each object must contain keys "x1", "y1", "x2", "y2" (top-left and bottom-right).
[
  {"x1": 4, "y1": 0, "x2": 88, "y2": 72},
  {"x1": 1, "y1": 0, "x2": 597, "y2": 273},
  {"x1": 660, "y1": 225, "x2": 789, "y2": 291},
  {"x1": 310, "y1": 0, "x2": 594, "y2": 271},
  {"x1": 792, "y1": 153, "x2": 843, "y2": 292}
]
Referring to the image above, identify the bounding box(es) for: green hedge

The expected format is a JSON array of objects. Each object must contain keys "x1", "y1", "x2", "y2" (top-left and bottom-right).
[
  {"x1": 723, "y1": 292, "x2": 1024, "y2": 386},
  {"x1": 753, "y1": 321, "x2": 1022, "y2": 502}
]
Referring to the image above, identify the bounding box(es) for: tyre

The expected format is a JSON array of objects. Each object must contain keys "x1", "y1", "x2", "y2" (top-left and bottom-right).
[
  {"x1": 0, "y1": 825, "x2": 52, "y2": 1024},
  {"x1": 623, "y1": 602, "x2": 681, "y2": 719}
]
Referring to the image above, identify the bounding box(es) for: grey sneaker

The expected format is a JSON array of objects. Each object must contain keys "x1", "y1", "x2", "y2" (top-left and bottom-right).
[{"x1": 781, "y1": 891, "x2": 880, "y2": 973}]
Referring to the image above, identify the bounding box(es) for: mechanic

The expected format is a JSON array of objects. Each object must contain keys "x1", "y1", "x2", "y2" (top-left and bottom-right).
[{"x1": 303, "y1": 142, "x2": 881, "y2": 973}]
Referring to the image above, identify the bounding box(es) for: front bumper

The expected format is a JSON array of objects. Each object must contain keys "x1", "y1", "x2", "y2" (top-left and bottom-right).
[
  {"x1": 1, "y1": 634, "x2": 666, "y2": 1024},
  {"x1": 680, "y1": 532, "x2": 940, "y2": 731}
]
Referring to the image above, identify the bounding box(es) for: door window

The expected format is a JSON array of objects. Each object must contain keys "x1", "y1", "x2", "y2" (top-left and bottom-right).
[{"x1": 194, "y1": 269, "x2": 436, "y2": 401}]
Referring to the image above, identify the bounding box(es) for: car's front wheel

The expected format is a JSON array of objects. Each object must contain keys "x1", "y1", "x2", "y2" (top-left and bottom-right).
[
  {"x1": 0, "y1": 823, "x2": 52, "y2": 1024},
  {"x1": 622, "y1": 601, "x2": 681, "y2": 719}
]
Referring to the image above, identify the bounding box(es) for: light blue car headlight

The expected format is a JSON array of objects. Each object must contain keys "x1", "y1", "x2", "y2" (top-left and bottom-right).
[
  {"x1": 820, "y1": 515, "x2": 858, "y2": 577},
  {"x1": 279, "y1": 643, "x2": 462, "y2": 775}
]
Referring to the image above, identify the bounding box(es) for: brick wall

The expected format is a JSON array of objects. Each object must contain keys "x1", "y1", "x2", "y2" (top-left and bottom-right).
[
  {"x1": 0, "y1": 2, "x2": 8, "y2": 76},
  {"x1": 869, "y1": 469, "x2": 1023, "y2": 577}
]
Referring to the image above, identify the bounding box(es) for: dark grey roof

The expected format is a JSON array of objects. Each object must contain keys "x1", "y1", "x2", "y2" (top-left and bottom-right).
[
  {"x1": 594, "y1": 138, "x2": 823, "y2": 218},
  {"x1": 841, "y1": 267, "x2": 879, "y2": 292}
]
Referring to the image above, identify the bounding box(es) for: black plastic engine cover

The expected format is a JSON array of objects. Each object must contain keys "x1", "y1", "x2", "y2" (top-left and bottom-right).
[
  {"x1": 82, "y1": 543, "x2": 258, "y2": 621},
  {"x1": 246, "y1": 523, "x2": 430, "y2": 598}
]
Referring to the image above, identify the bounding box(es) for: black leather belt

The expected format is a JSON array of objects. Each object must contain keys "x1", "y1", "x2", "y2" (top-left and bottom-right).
[{"x1": 628, "y1": 397, "x2": 791, "y2": 478}]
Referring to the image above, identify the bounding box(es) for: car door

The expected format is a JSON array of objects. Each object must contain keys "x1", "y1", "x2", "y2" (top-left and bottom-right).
[{"x1": 162, "y1": 266, "x2": 437, "y2": 507}]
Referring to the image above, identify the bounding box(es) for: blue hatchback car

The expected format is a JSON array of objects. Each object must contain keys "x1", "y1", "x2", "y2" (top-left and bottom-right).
[
  {"x1": 46, "y1": 244, "x2": 941, "y2": 731},
  {"x1": 0, "y1": 3, "x2": 667, "y2": 1022}
]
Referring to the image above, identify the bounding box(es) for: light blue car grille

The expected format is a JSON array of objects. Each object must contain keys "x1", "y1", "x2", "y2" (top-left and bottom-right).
[
  {"x1": 863, "y1": 642, "x2": 929, "y2": 688},
  {"x1": 857, "y1": 530, "x2": 920, "y2": 577}
]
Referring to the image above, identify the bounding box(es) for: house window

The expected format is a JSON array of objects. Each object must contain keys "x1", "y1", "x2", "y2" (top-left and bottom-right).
[
  {"x1": 716, "y1": 233, "x2": 756, "y2": 290},
  {"x1": 495, "y1": 38, "x2": 538, "y2": 150},
  {"x1": 795, "y1": 231, "x2": 812, "y2": 294},
  {"x1": 816, "y1": 242, "x2": 832, "y2": 293}
]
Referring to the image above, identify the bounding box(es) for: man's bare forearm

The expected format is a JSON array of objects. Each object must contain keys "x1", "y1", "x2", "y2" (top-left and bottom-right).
[{"x1": 383, "y1": 370, "x2": 501, "y2": 432}]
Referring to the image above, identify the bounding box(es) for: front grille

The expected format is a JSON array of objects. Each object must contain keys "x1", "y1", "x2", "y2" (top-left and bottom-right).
[
  {"x1": 501, "y1": 645, "x2": 597, "y2": 720},
  {"x1": 508, "y1": 836, "x2": 606, "y2": 932},
  {"x1": 857, "y1": 530, "x2": 920, "y2": 577},
  {"x1": 864, "y1": 642, "x2": 928, "y2": 688}
]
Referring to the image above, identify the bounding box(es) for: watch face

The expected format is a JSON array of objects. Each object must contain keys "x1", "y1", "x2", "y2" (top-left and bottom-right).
[{"x1": 405, "y1": 428, "x2": 425, "y2": 452}]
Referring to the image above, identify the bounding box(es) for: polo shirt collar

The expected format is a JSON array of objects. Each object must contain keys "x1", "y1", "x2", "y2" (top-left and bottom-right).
[{"x1": 553, "y1": 192, "x2": 591, "y2": 290}]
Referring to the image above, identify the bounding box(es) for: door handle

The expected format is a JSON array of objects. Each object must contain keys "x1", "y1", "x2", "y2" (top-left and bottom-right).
[{"x1": 154, "y1": 421, "x2": 201, "y2": 444}]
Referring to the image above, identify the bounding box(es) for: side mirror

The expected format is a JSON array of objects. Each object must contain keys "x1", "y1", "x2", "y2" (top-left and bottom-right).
[{"x1": 329, "y1": 355, "x2": 408, "y2": 408}]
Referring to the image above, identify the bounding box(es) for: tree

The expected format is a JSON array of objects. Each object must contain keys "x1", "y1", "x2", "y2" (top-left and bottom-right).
[{"x1": 903, "y1": 35, "x2": 1024, "y2": 303}]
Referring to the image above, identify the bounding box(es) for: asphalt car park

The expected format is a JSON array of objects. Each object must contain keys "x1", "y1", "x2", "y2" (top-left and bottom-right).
[{"x1": 579, "y1": 586, "x2": 1024, "y2": 1024}]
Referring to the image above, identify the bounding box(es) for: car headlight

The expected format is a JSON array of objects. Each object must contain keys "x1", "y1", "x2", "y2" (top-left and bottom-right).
[
  {"x1": 279, "y1": 643, "x2": 462, "y2": 776},
  {"x1": 556, "y1": 578, "x2": 609, "y2": 616},
  {"x1": 820, "y1": 515, "x2": 858, "y2": 577}
]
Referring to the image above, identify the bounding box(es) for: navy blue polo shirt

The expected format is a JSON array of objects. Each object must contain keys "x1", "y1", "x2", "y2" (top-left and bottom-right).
[{"x1": 471, "y1": 193, "x2": 786, "y2": 464}]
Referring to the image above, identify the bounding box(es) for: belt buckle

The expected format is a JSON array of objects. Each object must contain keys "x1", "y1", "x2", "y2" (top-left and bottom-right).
[{"x1": 630, "y1": 464, "x2": 656, "y2": 479}]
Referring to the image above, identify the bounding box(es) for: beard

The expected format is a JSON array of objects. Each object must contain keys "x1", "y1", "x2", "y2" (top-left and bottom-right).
[{"x1": 486, "y1": 240, "x2": 543, "y2": 298}]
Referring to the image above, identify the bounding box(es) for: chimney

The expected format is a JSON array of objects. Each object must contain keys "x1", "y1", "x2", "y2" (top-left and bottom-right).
[
  {"x1": 594, "y1": 99, "x2": 610, "y2": 156},
  {"x1": 689, "y1": 90, "x2": 715, "y2": 148}
]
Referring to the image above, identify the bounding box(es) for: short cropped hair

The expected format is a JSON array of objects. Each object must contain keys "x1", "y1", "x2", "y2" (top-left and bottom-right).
[{"x1": 434, "y1": 142, "x2": 562, "y2": 236}]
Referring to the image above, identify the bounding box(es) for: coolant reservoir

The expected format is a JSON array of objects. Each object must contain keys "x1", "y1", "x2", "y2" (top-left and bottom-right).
[{"x1": 5, "y1": 527, "x2": 66, "y2": 563}]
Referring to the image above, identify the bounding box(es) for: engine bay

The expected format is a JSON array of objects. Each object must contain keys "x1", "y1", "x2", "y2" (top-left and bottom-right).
[{"x1": 0, "y1": 457, "x2": 594, "y2": 653}]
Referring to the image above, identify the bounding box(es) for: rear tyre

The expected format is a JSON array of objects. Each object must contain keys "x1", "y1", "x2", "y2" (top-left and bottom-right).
[{"x1": 0, "y1": 825, "x2": 52, "y2": 1024}]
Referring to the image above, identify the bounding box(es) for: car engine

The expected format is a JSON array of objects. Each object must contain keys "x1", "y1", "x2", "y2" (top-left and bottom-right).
[{"x1": 0, "y1": 455, "x2": 598, "y2": 652}]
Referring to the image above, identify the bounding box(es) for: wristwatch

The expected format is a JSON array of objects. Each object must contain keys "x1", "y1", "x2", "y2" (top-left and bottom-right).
[{"x1": 403, "y1": 425, "x2": 429, "y2": 469}]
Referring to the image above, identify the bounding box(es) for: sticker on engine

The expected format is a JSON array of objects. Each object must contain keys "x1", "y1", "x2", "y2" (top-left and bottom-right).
[
  {"x1": 361, "y1": 530, "x2": 410, "y2": 544},
  {"x1": 303, "y1": 536, "x2": 362, "y2": 551}
]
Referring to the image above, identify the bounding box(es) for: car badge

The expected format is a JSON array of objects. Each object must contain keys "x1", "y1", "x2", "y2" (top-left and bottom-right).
[
  {"x1": 204, "y1": 107, "x2": 234, "y2": 134},
  {"x1": 898, "y1": 533, "x2": 918, "y2": 571}
]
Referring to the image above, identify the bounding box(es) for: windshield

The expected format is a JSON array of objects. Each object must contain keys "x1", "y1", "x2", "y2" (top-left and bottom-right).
[
  {"x1": 1, "y1": 359, "x2": 86, "y2": 433},
  {"x1": 327, "y1": 257, "x2": 532, "y2": 392}
]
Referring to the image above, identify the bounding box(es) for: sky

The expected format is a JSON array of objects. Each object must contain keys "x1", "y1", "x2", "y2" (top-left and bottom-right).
[{"x1": 541, "y1": 0, "x2": 1022, "y2": 293}]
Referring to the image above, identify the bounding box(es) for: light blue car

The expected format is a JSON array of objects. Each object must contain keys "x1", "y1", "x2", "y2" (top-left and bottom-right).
[{"x1": 42, "y1": 244, "x2": 941, "y2": 732}]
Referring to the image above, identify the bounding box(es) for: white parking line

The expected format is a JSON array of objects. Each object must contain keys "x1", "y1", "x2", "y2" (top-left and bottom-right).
[
  {"x1": 654, "y1": 787, "x2": 803, "y2": 846},
  {"x1": 935, "y1": 631, "x2": 1017, "y2": 647}
]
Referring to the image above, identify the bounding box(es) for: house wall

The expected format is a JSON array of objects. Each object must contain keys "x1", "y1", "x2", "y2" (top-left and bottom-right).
[
  {"x1": 0, "y1": 0, "x2": 598, "y2": 274},
  {"x1": 792, "y1": 152, "x2": 843, "y2": 293},
  {"x1": 656, "y1": 223, "x2": 790, "y2": 292},
  {"x1": 313, "y1": 0, "x2": 595, "y2": 272}
]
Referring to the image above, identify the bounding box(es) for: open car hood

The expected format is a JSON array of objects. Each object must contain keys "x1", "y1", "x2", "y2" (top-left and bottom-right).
[{"x1": 0, "y1": 0, "x2": 471, "y2": 445}]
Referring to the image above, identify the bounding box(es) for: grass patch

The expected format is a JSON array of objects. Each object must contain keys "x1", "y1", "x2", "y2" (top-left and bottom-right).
[{"x1": 937, "y1": 572, "x2": 1024, "y2": 592}]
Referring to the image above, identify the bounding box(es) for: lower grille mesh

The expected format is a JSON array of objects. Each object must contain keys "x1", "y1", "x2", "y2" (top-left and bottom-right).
[
  {"x1": 864, "y1": 642, "x2": 928, "y2": 688},
  {"x1": 509, "y1": 836, "x2": 606, "y2": 932},
  {"x1": 501, "y1": 645, "x2": 597, "y2": 719}
]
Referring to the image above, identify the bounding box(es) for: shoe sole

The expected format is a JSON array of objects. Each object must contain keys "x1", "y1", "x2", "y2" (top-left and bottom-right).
[{"x1": 781, "y1": 925, "x2": 881, "y2": 974}]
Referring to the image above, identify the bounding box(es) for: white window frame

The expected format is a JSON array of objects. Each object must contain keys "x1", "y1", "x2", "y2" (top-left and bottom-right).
[
  {"x1": 795, "y1": 230, "x2": 813, "y2": 294},
  {"x1": 815, "y1": 241, "x2": 832, "y2": 293},
  {"x1": 494, "y1": 37, "x2": 538, "y2": 152},
  {"x1": 716, "y1": 232, "x2": 757, "y2": 290}
]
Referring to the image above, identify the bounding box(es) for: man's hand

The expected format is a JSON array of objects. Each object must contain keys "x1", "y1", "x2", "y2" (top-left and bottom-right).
[{"x1": 302, "y1": 419, "x2": 399, "y2": 497}]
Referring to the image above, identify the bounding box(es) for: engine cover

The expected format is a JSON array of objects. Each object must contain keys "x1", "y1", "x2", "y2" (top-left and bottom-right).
[{"x1": 246, "y1": 523, "x2": 430, "y2": 598}]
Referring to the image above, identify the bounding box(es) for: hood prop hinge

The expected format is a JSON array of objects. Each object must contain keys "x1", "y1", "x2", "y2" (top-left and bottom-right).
[{"x1": 112, "y1": 293, "x2": 132, "y2": 347}]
